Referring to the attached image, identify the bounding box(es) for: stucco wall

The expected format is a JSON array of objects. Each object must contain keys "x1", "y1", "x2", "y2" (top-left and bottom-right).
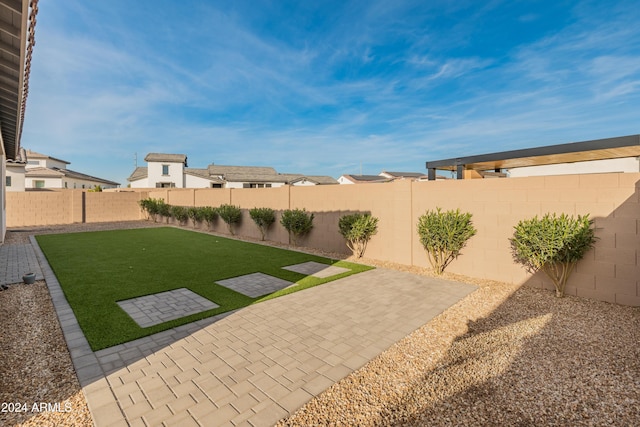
[{"x1": 5, "y1": 173, "x2": 639, "y2": 306}]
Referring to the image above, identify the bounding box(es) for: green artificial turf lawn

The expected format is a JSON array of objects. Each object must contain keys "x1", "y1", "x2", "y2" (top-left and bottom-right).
[{"x1": 36, "y1": 227, "x2": 372, "y2": 351}]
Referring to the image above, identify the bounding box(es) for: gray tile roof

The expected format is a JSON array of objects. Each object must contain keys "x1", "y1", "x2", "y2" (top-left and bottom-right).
[
  {"x1": 381, "y1": 171, "x2": 426, "y2": 178},
  {"x1": 25, "y1": 167, "x2": 65, "y2": 178},
  {"x1": 26, "y1": 167, "x2": 119, "y2": 185},
  {"x1": 290, "y1": 175, "x2": 338, "y2": 185},
  {"x1": 25, "y1": 149, "x2": 70, "y2": 165},
  {"x1": 341, "y1": 174, "x2": 392, "y2": 183},
  {"x1": 128, "y1": 167, "x2": 148, "y2": 182},
  {"x1": 144, "y1": 153, "x2": 187, "y2": 163},
  {"x1": 60, "y1": 168, "x2": 120, "y2": 186},
  {"x1": 185, "y1": 168, "x2": 225, "y2": 183}
]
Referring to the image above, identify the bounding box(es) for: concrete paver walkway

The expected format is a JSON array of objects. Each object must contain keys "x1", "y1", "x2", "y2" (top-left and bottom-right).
[
  {"x1": 31, "y1": 236, "x2": 476, "y2": 427},
  {"x1": 0, "y1": 242, "x2": 44, "y2": 285}
]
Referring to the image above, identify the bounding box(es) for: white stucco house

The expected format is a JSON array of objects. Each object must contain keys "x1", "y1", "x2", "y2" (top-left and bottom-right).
[
  {"x1": 128, "y1": 153, "x2": 338, "y2": 188},
  {"x1": 6, "y1": 149, "x2": 120, "y2": 191},
  {"x1": 338, "y1": 171, "x2": 427, "y2": 184}
]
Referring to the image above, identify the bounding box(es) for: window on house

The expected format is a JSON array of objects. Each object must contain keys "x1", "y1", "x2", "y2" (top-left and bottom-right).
[
  {"x1": 162, "y1": 164, "x2": 169, "y2": 175},
  {"x1": 82, "y1": 184, "x2": 85, "y2": 189},
  {"x1": 34, "y1": 180, "x2": 45, "y2": 188},
  {"x1": 64, "y1": 182, "x2": 68, "y2": 188},
  {"x1": 243, "y1": 183, "x2": 270, "y2": 188},
  {"x1": 157, "y1": 182, "x2": 175, "y2": 188},
  {"x1": 211, "y1": 183, "x2": 222, "y2": 188},
  {"x1": 5, "y1": 176, "x2": 11, "y2": 187}
]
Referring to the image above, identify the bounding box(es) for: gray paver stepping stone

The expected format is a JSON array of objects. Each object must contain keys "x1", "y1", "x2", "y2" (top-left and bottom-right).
[
  {"x1": 282, "y1": 261, "x2": 350, "y2": 278},
  {"x1": 216, "y1": 272, "x2": 296, "y2": 298},
  {"x1": 117, "y1": 288, "x2": 219, "y2": 328}
]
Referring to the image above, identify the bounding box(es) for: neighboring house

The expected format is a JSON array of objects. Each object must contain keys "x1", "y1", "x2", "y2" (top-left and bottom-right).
[
  {"x1": 6, "y1": 157, "x2": 26, "y2": 192},
  {"x1": 379, "y1": 171, "x2": 427, "y2": 180},
  {"x1": 337, "y1": 174, "x2": 392, "y2": 184},
  {"x1": 128, "y1": 153, "x2": 338, "y2": 188},
  {"x1": 6, "y1": 149, "x2": 120, "y2": 191}
]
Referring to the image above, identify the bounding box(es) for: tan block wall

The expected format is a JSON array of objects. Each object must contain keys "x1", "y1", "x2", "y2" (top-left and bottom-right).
[
  {"x1": 85, "y1": 192, "x2": 147, "y2": 222},
  {"x1": 6, "y1": 174, "x2": 639, "y2": 306},
  {"x1": 7, "y1": 191, "x2": 73, "y2": 226}
]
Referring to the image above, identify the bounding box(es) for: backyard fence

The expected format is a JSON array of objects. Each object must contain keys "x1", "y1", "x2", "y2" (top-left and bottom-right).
[{"x1": 6, "y1": 173, "x2": 640, "y2": 306}]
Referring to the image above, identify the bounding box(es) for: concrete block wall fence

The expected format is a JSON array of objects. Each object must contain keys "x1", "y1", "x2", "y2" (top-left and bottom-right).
[{"x1": 6, "y1": 173, "x2": 639, "y2": 306}]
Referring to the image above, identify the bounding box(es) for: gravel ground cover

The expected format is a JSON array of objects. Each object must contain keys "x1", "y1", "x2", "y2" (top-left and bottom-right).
[
  {"x1": 278, "y1": 259, "x2": 640, "y2": 427},
  {"x1": 0, "y1": 280, "x2": 92, "y2": 427},
  {"x1": 1, "y1": 221, "x2": 638, "y2": 427}
]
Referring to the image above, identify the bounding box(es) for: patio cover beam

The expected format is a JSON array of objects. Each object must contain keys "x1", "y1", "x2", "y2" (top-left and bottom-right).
[{"x1": 425, "y1": 134, "x2": 640, "y2": 180}]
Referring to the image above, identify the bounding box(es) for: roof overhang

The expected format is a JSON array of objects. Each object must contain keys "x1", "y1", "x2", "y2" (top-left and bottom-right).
[
  {"x1": 425, "y1": 134, "x2": 640, "y2": 179},
  {"x1": 0, "y1": 0, "x2": 31, "y2": 160}
]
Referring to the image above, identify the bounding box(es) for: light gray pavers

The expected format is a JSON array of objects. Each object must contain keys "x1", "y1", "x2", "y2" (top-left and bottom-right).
[
  {"x1": 0, "y1": 242, "x2": 44, "y2": 285},
  {"x1": 117, "y1": 288, "x2": 220, "y2": 328},
  {"x1": 31, "y1": 235, "x2": 477, "y2": 427},
  {"x1": 216, "y1": 272, "x2": 296, "y2": 298},
  {"x1": 282, "y1": 261, "x2": 350, "y2": 278}
]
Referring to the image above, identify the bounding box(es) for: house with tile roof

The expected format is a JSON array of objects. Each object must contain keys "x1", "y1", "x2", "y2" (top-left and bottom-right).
[
  {"x1": 128, "y1": 153, "x2": 338, "y2": 188},
  {"x1": 6, "y1": 149, "x2": 120, "y2": 191},
  {"x1": 379, "y1": 171, "x2": 428, "y2": 180},
  {"x1": 337, "y1": 174, "x2": 392, "y2": 184},
  {"x1": 338, "y1": 171, "x2": 430, "y2": 184}
]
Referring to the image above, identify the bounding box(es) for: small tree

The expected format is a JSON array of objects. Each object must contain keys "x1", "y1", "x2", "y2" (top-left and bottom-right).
[
  {"x1": 417, "y1": 207, "x2": 477, "y2": 275},
  {"x1": 510, "y1": 213, "x2": 597, "y2": 298},
  {"x1": 249, "y1": 207, "x2": 276, "y2": 241},
  {"x1": 338, "y1": 213, "x2": 379, "y2": 258},
  {"x1": 170, "y1": 205, "x2": 189, "y2": 225},
  {"x1": 187, "y1": 206, "x2": 204, "y2": 229},
  {"x1": 280, "y1": 208, "x2": 314, "y2": 246},
  {"x1": 218, "y1": 204, "x2": 242, "y2": 235},
  {"x1": 157, "y1": 200, "x2": 171, "y2": 223},
  {"x1": 201, "y1": 206, "x2": 218, "y2": 230},
  {"x1": 138, "y1": 198, "x2": 165, "y2": 223}
]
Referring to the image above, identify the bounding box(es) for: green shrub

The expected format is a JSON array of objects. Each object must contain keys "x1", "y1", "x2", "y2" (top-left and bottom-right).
[
  {"x1": 201, "y1": 206, "x2": 218, "y2": 229},
  {"x1": 138, "y1": 198, "x2": 166, "y2": 223},
  {"x1": 249, "y1": 207, "x2": 276, "y2": 241},
  {"x1": 218, "y1": 204, "x2": 242, "y2": 235},
  {"x1": 187, "y1": 206, "x2": 204, "y2": 228},
  {"x1": 157, "y1": 200, "x2": 171, "y2": 223},
  {"x1": 417, "y1": 207, "x2": 477, "y2": 275},
  {"x1": 170, "y1": 205, "x2": 189, "y2": 225},
  {"x1": 510, "y1": 213, "x2": 597, "y2": 298},
  {"x1": 280, "y1": 208, "x2": 314, "y2": 246},
  {"x1": 338, "y1": 213, "x2": 379, "y2": 258}
]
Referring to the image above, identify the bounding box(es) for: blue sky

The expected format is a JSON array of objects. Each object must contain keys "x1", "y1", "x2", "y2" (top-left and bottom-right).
[{"x1": 22, "y1": 0, "x2": 640, "y2": 185}]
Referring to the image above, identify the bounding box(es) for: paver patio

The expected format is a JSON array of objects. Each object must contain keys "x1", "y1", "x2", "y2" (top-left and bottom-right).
[
  {"x1": 282, "y1": 261, "x2": 351, "y2": 278},
  {"x1": 216, "y1": 273, "x2": 296, "y2": 298},
  {"x1": 31, "y1": 236, "x2": 476, "y2": 427},
  {"x1": 117, "y1": 288, "x2": 220, "y2": 328}
]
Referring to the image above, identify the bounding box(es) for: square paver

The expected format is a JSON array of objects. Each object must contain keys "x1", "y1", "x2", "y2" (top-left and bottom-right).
[
  {"x1": 282, "y1": 261, "x2": 350, "y2": 278},
  {"x1": 216, "y1": 273, "x2": 296, "y2": 298},
  {"x1": 117, "y1": 288, "x2": 219, "y2": 328}
]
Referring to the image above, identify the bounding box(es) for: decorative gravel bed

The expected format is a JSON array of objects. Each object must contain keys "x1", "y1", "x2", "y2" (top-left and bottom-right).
[
  {"x1": 0, "y1": 281, "x2": 92, "y2": 427},
  {"x1": 2, "y1": 222, "x2": 638, "y2": 427},
  {"x1": 278, "y1": 260, "x2": 640, "y2": 427}
]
